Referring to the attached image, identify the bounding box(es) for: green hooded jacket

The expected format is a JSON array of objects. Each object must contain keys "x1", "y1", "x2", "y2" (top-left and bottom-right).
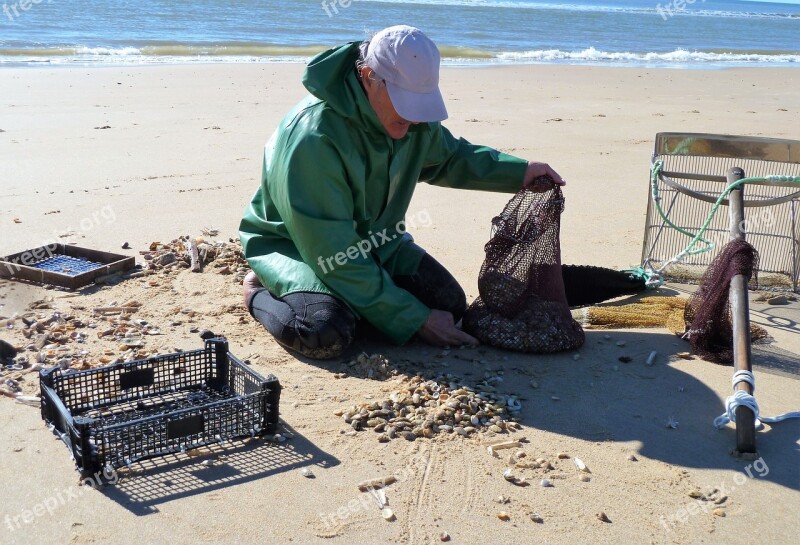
[{"x1": 239, "y1": 41, "x2": 528, "y2": 344}]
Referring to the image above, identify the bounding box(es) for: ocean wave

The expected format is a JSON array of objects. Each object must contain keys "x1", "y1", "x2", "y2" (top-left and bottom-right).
[
  {"x1": 359, "y1": 0, "x2": 800, "y2": 19},
  {"x1": 1, "y1": 44, "x2": 798, "y2": 67},
  {"x1": 495, "y1": 47, "x2": 800, "y2": 64}
]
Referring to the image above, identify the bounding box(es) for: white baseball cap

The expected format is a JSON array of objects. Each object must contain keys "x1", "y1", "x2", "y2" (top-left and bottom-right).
[{"x1": 364, "y1": 25, "x2": 448, "y2": 123}]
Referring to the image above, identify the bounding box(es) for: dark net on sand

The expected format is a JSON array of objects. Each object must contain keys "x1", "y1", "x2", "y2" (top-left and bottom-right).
[
  {"x1": 463, "y1": 181, "x2": 585, "y2": 353},
  {"x1": 684, "y1": 239, "x2": 759, "y2": 364}
]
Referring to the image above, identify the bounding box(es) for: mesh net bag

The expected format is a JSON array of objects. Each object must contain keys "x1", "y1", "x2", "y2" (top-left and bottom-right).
[
  {"x1": 684, "y1": 239, "x2": 760, "y2": 364},
  {"x1": 463, "y1": 181, "x2": 585, "y2": 353}
]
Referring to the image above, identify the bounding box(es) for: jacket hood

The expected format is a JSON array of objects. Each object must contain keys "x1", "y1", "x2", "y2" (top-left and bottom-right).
[{"x1": 303, "y1": 42, "x2": 366, "y2": 120}]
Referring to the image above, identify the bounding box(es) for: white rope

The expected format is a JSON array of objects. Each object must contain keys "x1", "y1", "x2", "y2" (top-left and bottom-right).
[{"x1": 713, "y1": 370, "x2": 800, "y2": 429}]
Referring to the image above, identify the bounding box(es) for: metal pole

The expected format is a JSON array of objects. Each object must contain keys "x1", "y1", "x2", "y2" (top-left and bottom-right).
[{"x1": 727, "y1": 167, "x2": 756, "y2": 453}]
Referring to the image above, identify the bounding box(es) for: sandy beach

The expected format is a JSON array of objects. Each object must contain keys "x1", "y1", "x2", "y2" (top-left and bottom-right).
[{"x1": 1, "y1": 63, "x2": 799, "y2": 545}]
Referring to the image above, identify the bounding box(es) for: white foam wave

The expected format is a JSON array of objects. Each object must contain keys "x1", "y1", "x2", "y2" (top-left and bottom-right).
[
  {"x1": 74, "y1": 47, "x2": 143, "y2": 56},
  {"x1": 360, "y1": 0, "x2": 799, "y2": 19},
  {"x1": 495, "y1": 47, "x2": 800, "y2": 64}
]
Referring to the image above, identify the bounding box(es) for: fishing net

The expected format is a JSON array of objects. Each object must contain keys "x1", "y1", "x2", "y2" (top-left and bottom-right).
[
  {"x1": 571, "y1": 296, "x2": 688, "y2": 333},
  {"x1": 463, "y1": 180, "x2": 585, "y2": 353},
  {"x1": 684, "y1": 239, "x2": 761, "y2": 364}
]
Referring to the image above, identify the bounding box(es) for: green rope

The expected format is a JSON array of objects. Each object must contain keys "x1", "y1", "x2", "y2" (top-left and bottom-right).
[
  {"x1": 622, "y1": 265, "x2": 662, "y2": 288},
  {"x1": 649, "y1": 160, "x2": 715, "y2": 260},
  {"x1": 649, "y1": 160, "x2": 800, "y2": 268}
]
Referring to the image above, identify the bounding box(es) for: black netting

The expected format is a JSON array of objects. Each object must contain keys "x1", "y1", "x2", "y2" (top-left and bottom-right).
[
  {"x1": 463, "y1": 180, "x2": 585, "y2": 353},
  {"x1": 684, "y1": 239, "x2": 759, "y2": 364}
]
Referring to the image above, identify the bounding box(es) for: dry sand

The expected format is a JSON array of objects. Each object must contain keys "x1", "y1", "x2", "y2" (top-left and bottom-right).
[{"x1": 0, "y1": 64, "x2": 798, "y2": 545}]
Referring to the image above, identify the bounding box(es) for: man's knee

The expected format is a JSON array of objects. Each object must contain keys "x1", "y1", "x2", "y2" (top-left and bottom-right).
[{"x1": 293, "y1": 306, "x2": 356, "y2": 360}]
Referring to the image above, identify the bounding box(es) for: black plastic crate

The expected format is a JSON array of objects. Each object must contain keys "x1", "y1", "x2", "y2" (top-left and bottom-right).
[{"x1": 40, "y1": 339, "x2": 281, "y2": 477}]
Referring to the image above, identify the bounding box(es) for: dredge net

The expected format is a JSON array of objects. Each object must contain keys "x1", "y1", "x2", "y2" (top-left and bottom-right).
[
  {"x1": 463, "y1": 181, "x2": 585, "y2": 353},
  {"x1": 684, "y1": 239, "x2": 761, "y2": 364}
]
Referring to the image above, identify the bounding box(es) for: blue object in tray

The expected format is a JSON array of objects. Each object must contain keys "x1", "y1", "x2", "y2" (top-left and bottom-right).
[{"x1": 30, "y1": 255, "x2": 105, "y2": 277}]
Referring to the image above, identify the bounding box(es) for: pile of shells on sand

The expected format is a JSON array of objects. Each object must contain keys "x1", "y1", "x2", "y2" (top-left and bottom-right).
[
  {"x1": 335, "y1": 371, "x2": 524, "y2": 442},
  {"x1": 340, "y1": 352, "x2": 399, "y2": 380},
  {"x1": 1, "y1": 297, "x2": 180, "y2": 395},
  {"x1": 142, "y1": 233, "x2": 249, "y2": 284}
]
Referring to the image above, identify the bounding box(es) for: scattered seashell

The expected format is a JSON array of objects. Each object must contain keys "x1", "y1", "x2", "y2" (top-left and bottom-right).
[
  {"x1": 688, "y1": 490, "x2": 704, "y2": 499},
  {"x1": 495, "y1": 495, "x2": 510, "y2": 504},
  {"x1": 579, "y1": 474, "x2": 591, "y2": 482},
  {"x1": 300, "y1": 468, "x2": 314, "y2": 478},
  {"x1": 675, "y1": 352, "x2": 693, "y2": 360},
  {"x1": 714, "y1": 495, "x2": 727, "y2": 505},
  {"x1": 201, "y1": 459, "x2": 213, "y2": 467},
  {"x1": 439, "y1": 532, "x2": 451, "y2": 542},
  {"x1": 572, "y1": 353, "x2": 581, "y2": 361},
  {"x1": 596, "y1": 512, "x2": 611, "y2": 523},
  {"x1": 627, "y1": 454, "x2": 638, "y2": 462},
  {"x1": 557, "y1": 452, "x2": 569, "y2": 459},
  {"x1": 503, "y1": 468, "x2": 516, "y2": 482},
  {"x1": 646, "y1": 351, "x2": 657, "y2": 366},
  {"x1": 486, "y1": 440, "x2": 521, "y2": 457},
  {"x1": 530, "y1": 513, "x2": 544, "y2": 523},
  {"x1": 357, "y1": 475, "x2": 397, "y2": 492},
  {"x1": 615, "y1": 340, "x2": 626, "y2": 347},
  {"x1": 381, "y1": 507, "x2": 395, "y2": 521},
  {"x1": 666, "y1": 417, "x2": 679, "y2": 429},
  {"x1": 14, "y1": 395, "x2": 41, "y2": 407},
  {"x1": 603, "y1": 334, "x2": 611, "y2": 340},
  {"x1": 573, "y1": 458, "x2": 591, "y2": 473},
  {"x1": 712, "y1": 508, "x2": 726, "y2": 517},
  {"x1": 551, "y1": 396, "x2": 560, "y2": 401},
  {"x1": 540, "y1": 479, "x2": 553, "y2": 488},
  {"x1": 497, "y1": 511, "x2": 510, "y2": 521}
]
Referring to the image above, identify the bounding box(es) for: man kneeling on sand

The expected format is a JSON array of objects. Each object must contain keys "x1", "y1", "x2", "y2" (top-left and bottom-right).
[{"x1": 239, "y1": 25, "x2": 565, "y2": 359}]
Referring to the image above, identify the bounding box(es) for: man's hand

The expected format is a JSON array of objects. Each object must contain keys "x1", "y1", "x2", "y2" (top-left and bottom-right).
[
  {"x1": 522, "y1": 162, "x2": 566, "y2": 192},
  {"x1": 417, "y1": 309, "x2": 479, "y2": 347}
]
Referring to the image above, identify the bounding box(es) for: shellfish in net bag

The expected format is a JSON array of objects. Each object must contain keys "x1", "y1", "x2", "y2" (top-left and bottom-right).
[{"x1": 463, "y1": 179, "x2": 585, "y2": 353}]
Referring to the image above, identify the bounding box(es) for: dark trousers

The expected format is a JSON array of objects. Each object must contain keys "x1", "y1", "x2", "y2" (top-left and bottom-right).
[{"x1": 248, "y1": 253, "x2": 465, "y2": 359}]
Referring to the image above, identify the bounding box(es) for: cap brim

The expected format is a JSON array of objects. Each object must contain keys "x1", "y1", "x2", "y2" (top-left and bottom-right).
[{"x1": 385, "y1": 82, "x2": 448, "y2": 123}]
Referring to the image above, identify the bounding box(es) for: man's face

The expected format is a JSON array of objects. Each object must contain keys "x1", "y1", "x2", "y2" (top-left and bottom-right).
[{"x1": 361, "y1": 67, "x2": 415, "y2": 140}]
